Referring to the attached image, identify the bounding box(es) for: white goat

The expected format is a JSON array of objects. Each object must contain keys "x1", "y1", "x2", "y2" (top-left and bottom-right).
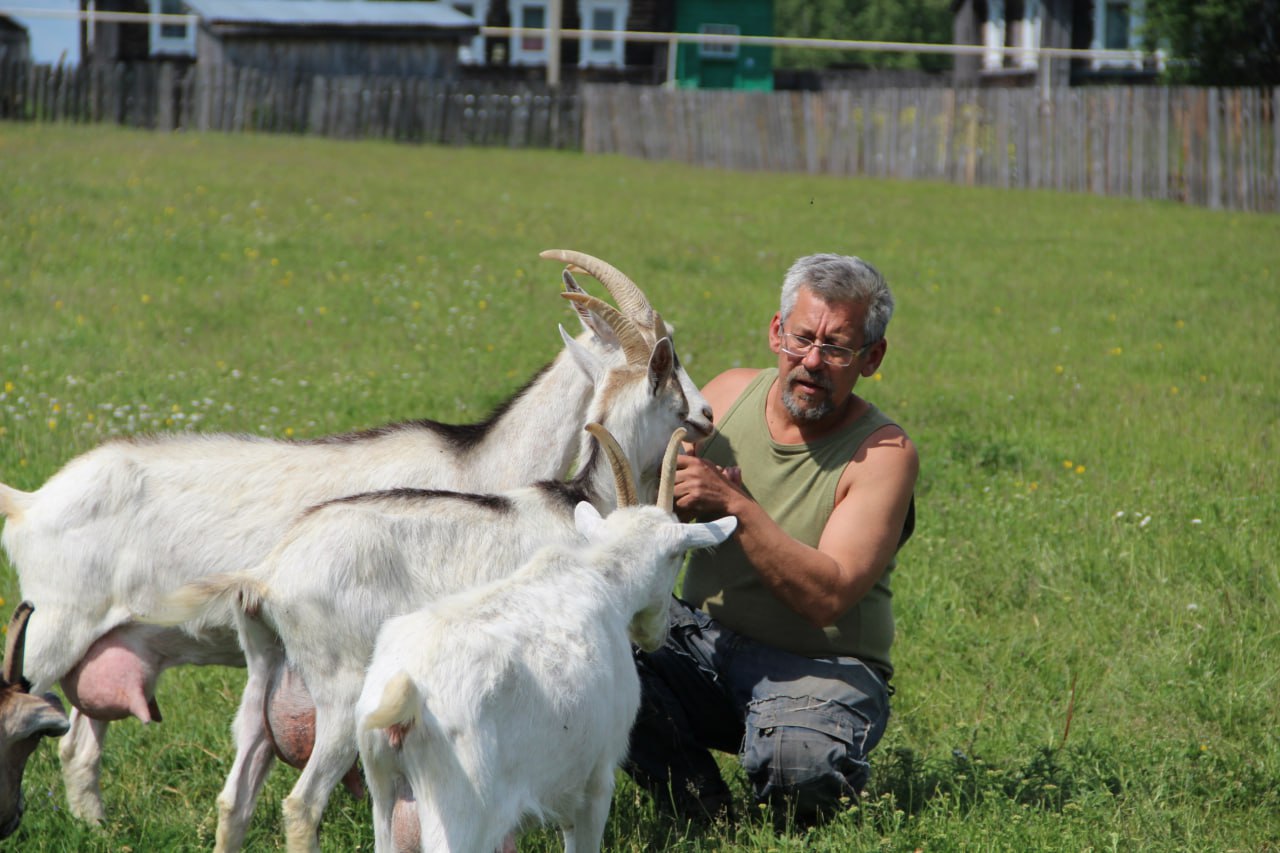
[
  {"x1": 147, "y1": 319, "x2": 694, "y2": 852},
  {"x1": 0, "y1": 602, "x2": 71, "y2": 840},
  {"x1": 357, "y1": 425, "x2": 736, "y2": 853},
  {"x1": 0, "y1": 250, "x2": 713, "y2": 825}
]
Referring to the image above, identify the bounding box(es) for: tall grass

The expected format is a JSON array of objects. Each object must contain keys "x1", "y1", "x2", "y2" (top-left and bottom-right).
[{"x1": 1, "y1": 122, "x2": 1277, "y2": 851}]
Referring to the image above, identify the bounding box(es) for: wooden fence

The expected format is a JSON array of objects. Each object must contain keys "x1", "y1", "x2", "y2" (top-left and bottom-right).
[
  {"x1": 583, "y1": 84, "x2": 1280, "y2": 213},
  {"x1": 2, "y1": 60, "x2": 1276, "y2": 213},
  {"x1": 0, "y1": 61, "x2": 580, "y2": 149}
]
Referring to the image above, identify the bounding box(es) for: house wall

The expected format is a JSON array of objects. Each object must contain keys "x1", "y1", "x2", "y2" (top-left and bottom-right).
[
  {"x1": 88, "y1": 0, "x2": 152, "y2": 64},
  {"x1": 674, "y1": 0, "x2": 772, "y2": 90},
  {"x1": 197, "y1": 30, "x2": 461, "y2": 78}
]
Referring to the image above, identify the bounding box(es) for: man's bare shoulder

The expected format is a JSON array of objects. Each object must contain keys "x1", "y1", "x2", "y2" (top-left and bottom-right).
[{"x1": 701, "y1": 368, "x2": 765, "y2": 416}]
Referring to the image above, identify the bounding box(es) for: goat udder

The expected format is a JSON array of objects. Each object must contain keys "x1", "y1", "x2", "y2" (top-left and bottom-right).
[
  {"x1": 391, "y1": 781, "x2": 419, "y2": 853},
  {"x1": 59, "y1": 633, "x2": 160, "y2": 723},
  {"x1": 265, "y1": 667, "x2": 317, "y2": 769},
  {"x1": 264, "y1": 667, "x2": 364, "y2": 798}
]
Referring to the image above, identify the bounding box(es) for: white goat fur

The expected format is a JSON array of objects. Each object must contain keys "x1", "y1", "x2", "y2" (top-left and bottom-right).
[
  {"x1": 149, "y1": 333, "x2": 692, "y2": 853},
  {"x1": 357, "y1": 501, "x2": 736, "y2": 853},
  {"x1": 0, "y1": 251, "x2": 713, "y2": 825}
]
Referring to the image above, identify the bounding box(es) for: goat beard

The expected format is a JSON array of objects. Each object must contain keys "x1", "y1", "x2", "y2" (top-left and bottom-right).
[{"x1": 780, "y1": 366, "x2": 836, "y2": 422}]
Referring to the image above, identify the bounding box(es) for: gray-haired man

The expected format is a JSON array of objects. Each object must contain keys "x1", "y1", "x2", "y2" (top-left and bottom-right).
[{"x1": 626, "y1": 253, "x2": 918, "y2": 825}]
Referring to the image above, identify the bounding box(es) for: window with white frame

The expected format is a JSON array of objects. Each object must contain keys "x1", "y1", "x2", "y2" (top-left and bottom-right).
[
  {"x1": 451, "y1": 0, "x2": 490, "y2": 64},
  {"x1": 698, "y1": 23, "x2": 739, "y2": 59},
  {"x1": 982, "y1": 0, "x2": 1041, "y2": 71},
  {"x1": 509, "y1": 0, "x2": 548, "y2": 65},
  {"x1": 1092, "y1": 0, "x2": 1142, "y2": 69},
  {"x1": 578, "y1": 0, "x2": 627, "y2": 68},
  {"x1": 151, "y1": 0, "x2": 195, "y2": 56}
]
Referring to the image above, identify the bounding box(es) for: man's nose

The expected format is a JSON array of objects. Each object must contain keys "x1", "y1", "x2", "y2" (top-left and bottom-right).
[{"x1": 802, "y1": 346, "x2": 826, "y2": 369}]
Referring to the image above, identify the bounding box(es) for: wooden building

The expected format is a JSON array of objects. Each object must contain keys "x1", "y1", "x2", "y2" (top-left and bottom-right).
[
  {"x1": 0, "y1": 15, "x2": 32, "y2": 65},
  {"x1": 75, "y1": 0, "x2": 777, "y2": 88},
  {"x1": 447, "y1": 0, "x2": 675, "y2": 85},
  {"x1": 449, "y1": 0, "x2": 776, "y2": 88},
  {"x1": 952, "y1": 0, "x2": 1158, "y2": 87},
  {"x1": 82, "y1": 0, "x2": 196, "y2": 66},
  {"x1": 671, "y1": 0, "x2": 772, "y2": 90},
  {"x1": 83, "y1": 0, "x2": 479, "y2": 77},
  {"x1": 184, "y1": 0, "x2": 478, "y2": 77}
]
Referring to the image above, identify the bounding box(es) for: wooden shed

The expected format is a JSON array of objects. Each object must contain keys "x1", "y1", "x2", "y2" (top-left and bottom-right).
[
  {"x1": 0, "y1": 14, "x2": 32, "y2": 64},
  {"x1": 184, "y1": 0, "x2": 480, "y2": 77}
]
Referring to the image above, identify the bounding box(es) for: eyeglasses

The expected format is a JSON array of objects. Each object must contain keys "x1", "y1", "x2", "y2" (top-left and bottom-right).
[{"x1": 779, "y1": 329, "x2": 877, "y2": 367}]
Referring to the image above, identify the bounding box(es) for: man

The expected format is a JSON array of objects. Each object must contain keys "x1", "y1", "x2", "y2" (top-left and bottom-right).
[{"x1": 625, "y1": 253, "x2": 918, "y2": 825}]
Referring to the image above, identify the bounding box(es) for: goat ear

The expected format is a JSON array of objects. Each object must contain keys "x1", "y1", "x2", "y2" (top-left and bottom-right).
[
  {"x1": 682, "y1": 515, "x2": 737, "y2": 550},
  {"x1": 560, "y1": 325, "x2": 605, "y2": 383},
  {"x1": 563, "y1": 271, "x2": 621, "y2": 347},
  {"x1": 573, "y1": 501, "x2": 606, "y2": 540},
  {"x1": 647, "y1": 337, "x2": 675, "y2": 395},
  {"x1": 8, "y1": 693, "x2": 70, "y2": 740}
]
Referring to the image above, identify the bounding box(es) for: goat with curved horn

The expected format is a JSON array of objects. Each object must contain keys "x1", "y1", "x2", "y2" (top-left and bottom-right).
[
  {"x1": 655, "y1": 427, "x2": 686, "y2": 513},
  {"x1": 545, "y1": 251, "x2": 715, "y2": 442},
  {"x1": 540, "y1": 250, "x2": 653, "y2": 323},
  {"x1": 0, "y1": 602, "x2": 71, "y2": 839},
  {"x1": 141, "y1": 300, "x2": 698, "y2": 852},
  {"x1": 585, "y1": 423, "x2": 686, "y2": 513},
  {"x1": 562, "y1": 292, "x2": 651, "y2": 368}
]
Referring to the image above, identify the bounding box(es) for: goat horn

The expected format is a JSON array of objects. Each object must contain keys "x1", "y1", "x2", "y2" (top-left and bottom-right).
[
  {"x1": 585, "y1": 423, "x2": 637, "y2": 509},
  {"x1": 540, "y1": 250, "x2": 653, "y2": 325},
  {"x1": 561, "y1": 268, "x2": 585, "y2": 294},
  {"x1": 561, "y1": 291, "x2": 650, "y2": 367},
  {"x1": 655, "y1": 428, "x2": 687, "y2": 513},
  {"x1": 2, "y1": 600, "x2": 34, "y2": 686}
]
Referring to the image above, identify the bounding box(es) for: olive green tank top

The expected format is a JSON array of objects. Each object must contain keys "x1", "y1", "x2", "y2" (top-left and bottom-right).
[{"x1": 681, "y1": 368, "x2": 901, "y2": 674}]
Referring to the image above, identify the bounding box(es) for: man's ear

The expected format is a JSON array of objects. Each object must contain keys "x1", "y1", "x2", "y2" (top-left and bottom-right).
[
  {"x1": 768, "y1": 313, "x2": 784, "y2": 354},
  {"x1": 861, "y1": 338, "x2": 888, "y2": 377}
]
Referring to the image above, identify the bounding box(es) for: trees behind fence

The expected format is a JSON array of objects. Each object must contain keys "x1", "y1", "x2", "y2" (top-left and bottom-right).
[{"x1": 0, "y1": 60, "x2": 1275, "y2": 213}]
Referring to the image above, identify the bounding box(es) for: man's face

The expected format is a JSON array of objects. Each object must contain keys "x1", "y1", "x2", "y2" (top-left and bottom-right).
[{"x1": 769, "y1": 288, "x2": 884, "y2": 424}]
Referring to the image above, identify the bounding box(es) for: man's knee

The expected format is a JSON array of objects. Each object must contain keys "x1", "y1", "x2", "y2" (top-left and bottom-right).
[{"x1": 741, "y1": 694, "x2": 880, "y2": 819}]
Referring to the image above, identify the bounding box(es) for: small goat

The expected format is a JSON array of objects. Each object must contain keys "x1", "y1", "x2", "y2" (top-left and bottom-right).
[
  {"x1": 357, "y1": 425, "x2": 736, "y2": 852},
  {"x1": 148, "y1": 318, "x2": 695, "y2": 852},
  {"x1": 0, "y1": 602, "x2": 71, "y2": 840},
  {"x1": 0, "y1": 251, "x2": 711, "y2": 824}
]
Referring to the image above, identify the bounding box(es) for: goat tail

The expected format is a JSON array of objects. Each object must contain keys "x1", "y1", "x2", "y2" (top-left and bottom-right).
[
  {"x1": 139, "y1": 573, "x2": 268, "y2": 633},
  {"x1": 362, "y1": 671, "x2": 423, "y2": 734}
]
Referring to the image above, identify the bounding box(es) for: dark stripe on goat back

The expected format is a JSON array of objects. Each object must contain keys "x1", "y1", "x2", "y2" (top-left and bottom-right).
[
  {"x1": 306, "y1": 362, "x2": 554, "y2": 452},
  {"x1": 306, "y1": 488, "x2": 515, "y2": 516},
  {"x1": 534, "y1": 480, "x2": 592, "y2": 515}
]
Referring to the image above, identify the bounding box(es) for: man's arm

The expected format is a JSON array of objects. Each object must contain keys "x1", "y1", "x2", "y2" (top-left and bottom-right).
[{"x1": 675, "y1": 373, "x2": 918, "y2": 628}]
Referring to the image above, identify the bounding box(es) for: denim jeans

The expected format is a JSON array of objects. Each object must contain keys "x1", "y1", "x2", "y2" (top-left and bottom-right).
[{"x1": 626, "y1": 598, "x2": 891, "y2": 824}]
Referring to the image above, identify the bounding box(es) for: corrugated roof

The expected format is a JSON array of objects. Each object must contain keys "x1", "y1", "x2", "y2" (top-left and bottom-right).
[{"x1": 183, "y1": 0, "x2": 478, "y2": 30}]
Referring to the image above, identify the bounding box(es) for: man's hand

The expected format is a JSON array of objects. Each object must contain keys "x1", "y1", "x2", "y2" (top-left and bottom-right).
[{"x1": 672, "y1": 454, "x2": 744, "y2": 523}]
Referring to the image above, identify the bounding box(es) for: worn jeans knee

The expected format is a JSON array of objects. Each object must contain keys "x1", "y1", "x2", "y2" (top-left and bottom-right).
[{"x1": 740, "y1": 666, "x2": 888, "y2": 821}]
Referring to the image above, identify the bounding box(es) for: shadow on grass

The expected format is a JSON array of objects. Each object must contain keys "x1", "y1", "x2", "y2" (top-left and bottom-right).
[
  {"x1": 606, "y1": 743, "x2": 1128, "y2": 849},
  {"x1": 870, "y1": 742, "x2": 1121, "y2": 816}
]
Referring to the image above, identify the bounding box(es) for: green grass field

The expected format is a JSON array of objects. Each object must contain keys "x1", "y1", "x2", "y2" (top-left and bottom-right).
[{"x1": 1, "y1": 122, "x2": 1277, "y2": 851}]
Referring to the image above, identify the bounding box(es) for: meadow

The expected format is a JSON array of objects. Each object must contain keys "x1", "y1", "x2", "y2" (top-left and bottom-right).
[{"x1": 0, "y1": 121, "x2": 1277, "y2": 851}]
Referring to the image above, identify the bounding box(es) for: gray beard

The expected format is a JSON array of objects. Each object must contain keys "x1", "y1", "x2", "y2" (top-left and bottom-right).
[{"x1": 780, "y1": 371, "x2": 836, "y2": 422}]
